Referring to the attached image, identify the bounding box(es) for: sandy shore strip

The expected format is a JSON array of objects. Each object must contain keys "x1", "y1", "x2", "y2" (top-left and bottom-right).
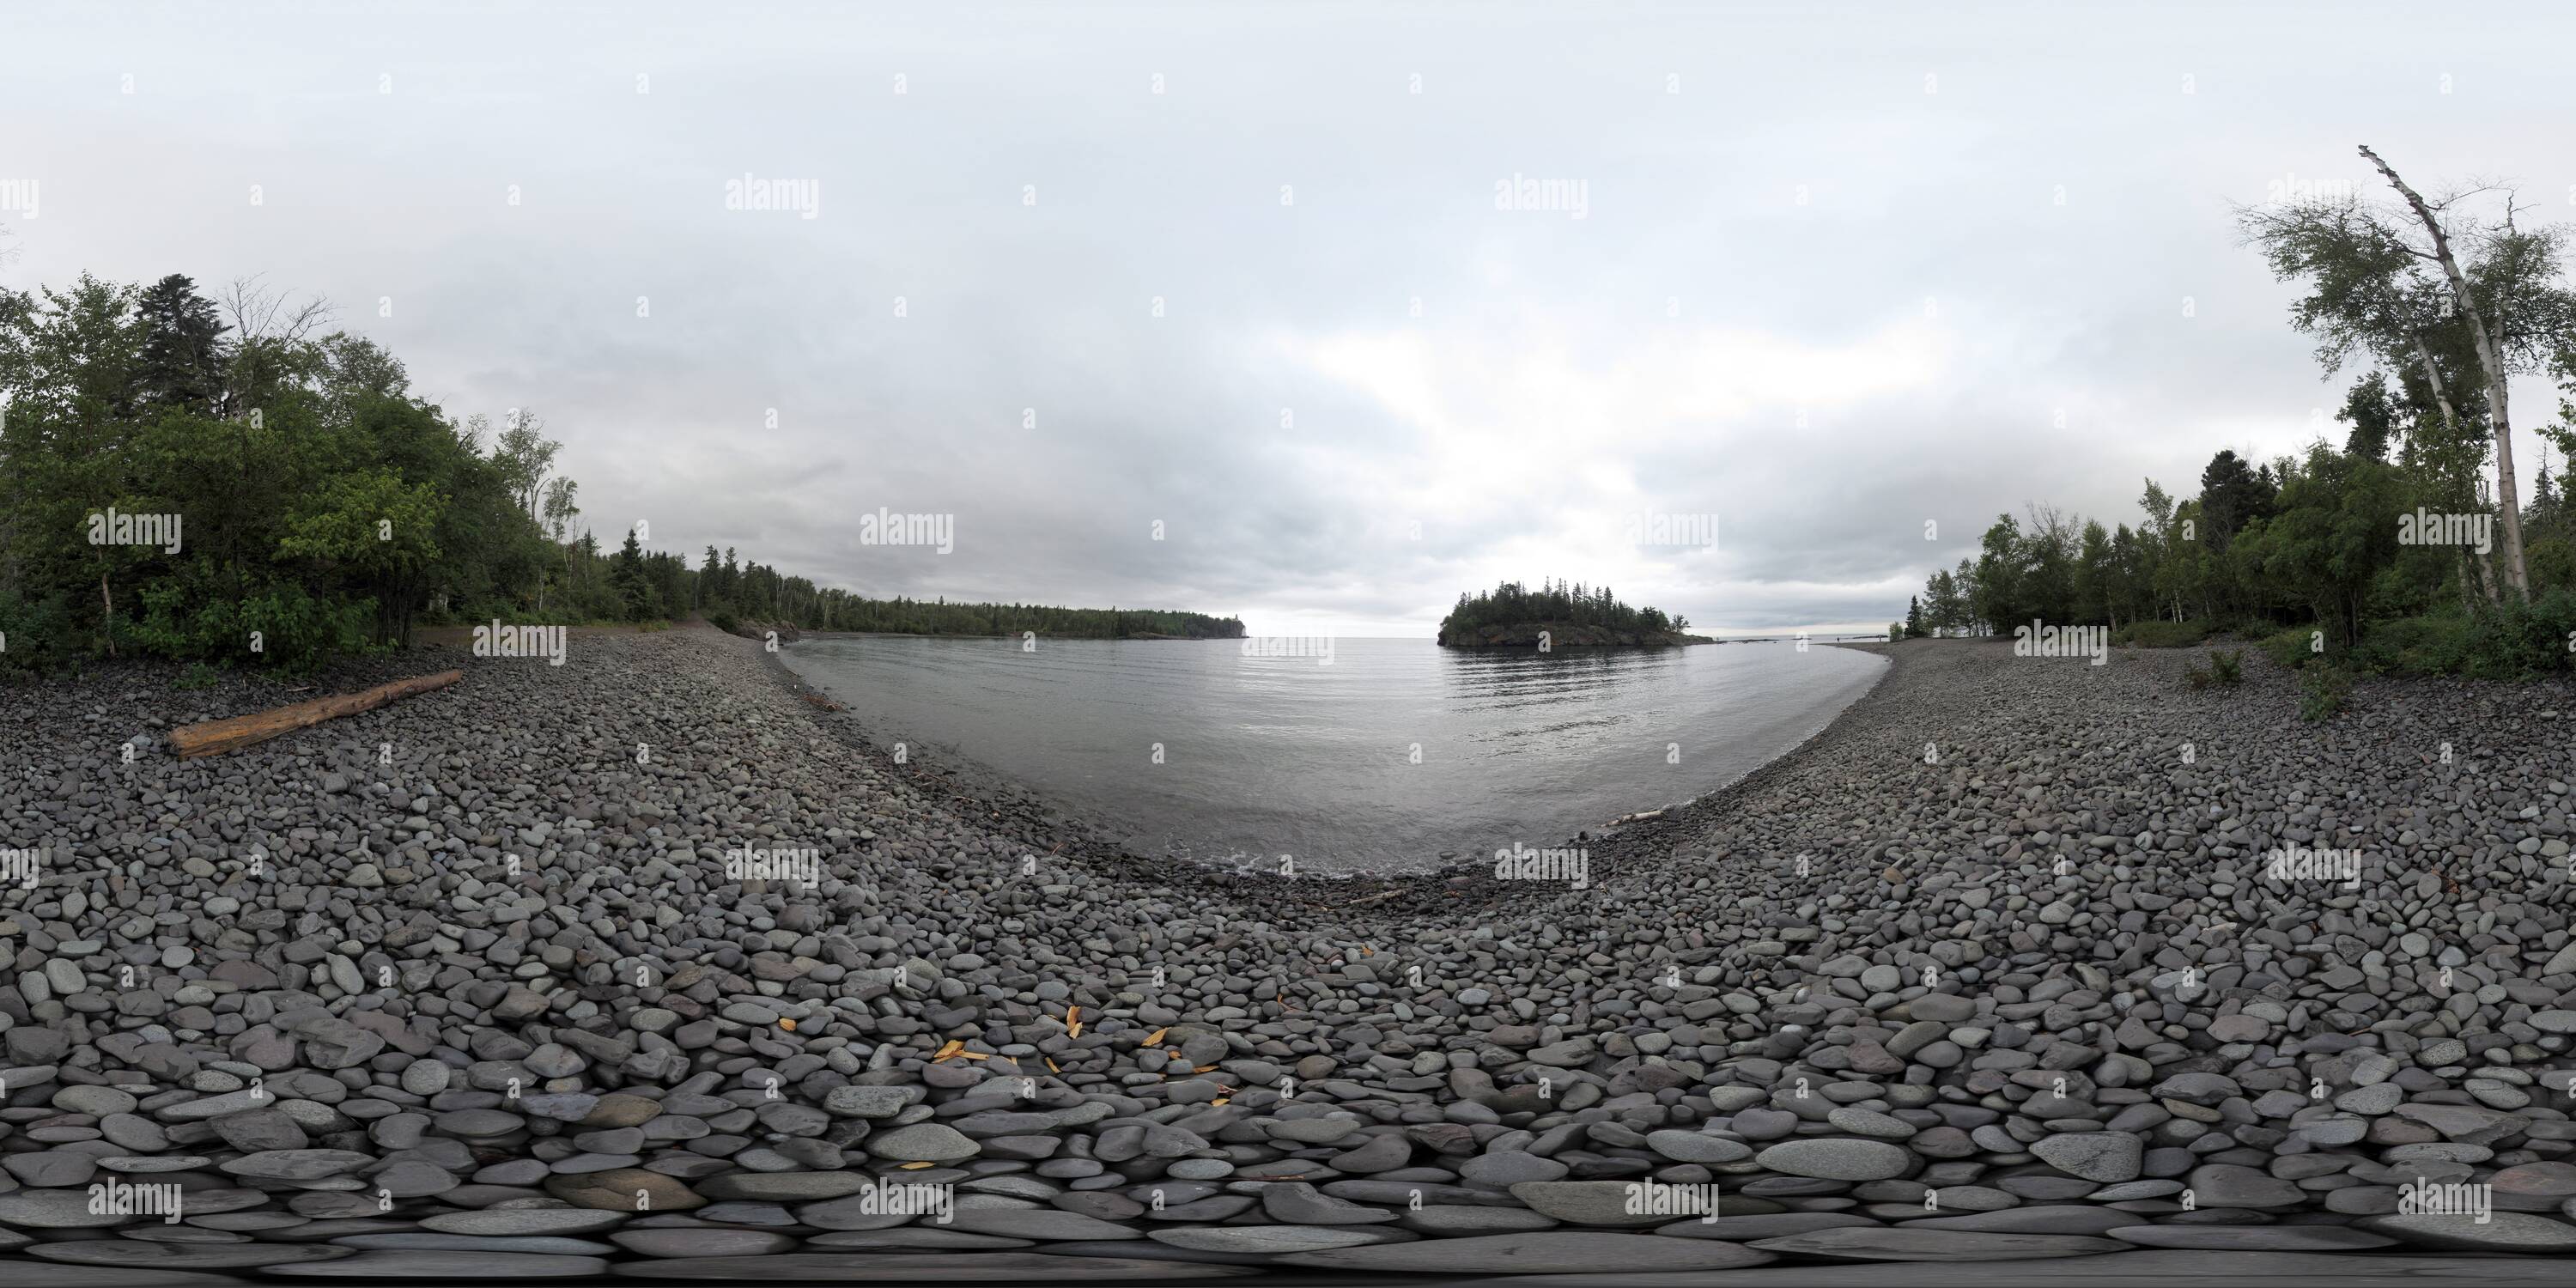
[{"x1": 2, "y1": 624, "x2": 2574, "y2": 1279}]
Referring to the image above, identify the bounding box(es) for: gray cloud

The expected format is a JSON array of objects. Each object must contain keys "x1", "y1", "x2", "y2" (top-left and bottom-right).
[{"x1": 9, "y1": 0, "x2": 2571, "y2": 635}]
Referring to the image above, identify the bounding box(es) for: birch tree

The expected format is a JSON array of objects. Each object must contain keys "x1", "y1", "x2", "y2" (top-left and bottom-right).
[{"x1": 2244, "y1": 149, "x2": 2576, "y2": 600}]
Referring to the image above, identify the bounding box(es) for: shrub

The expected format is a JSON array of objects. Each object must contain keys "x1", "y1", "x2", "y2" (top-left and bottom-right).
[
  {"x1": 2297, "y1": 663, "x2": 2353, "y2": 722},
  {"x1": 637, "y1": 619, "x2": 670, "y2": 633},
  {"x1": 2183, "y1": 661, "x2": 2212, "y2": 691},
  {"x1": 2461, "y1": 588, "x2": 2576, "y2": 679},
  {"x1": 173, "y1": 661, "x2": 224, "y2": 690},
  {"x1": 2348, "y1": 613, "x2": 2475, "y2": 677},
  {"x1": 0, "y1": 588, "x2": 76, "y2": 675},
  {"x1": 709, "y1": 611, "x2": 740, "y2": 635},
  {"x1": 2208, "y1": 649, "x2": 2244, "y2": 686},
  {"x1": 2259, "y1": 627, "x2": 2318, "y2": 671},
  {"x1": 125, "y1": 568, "x2": 376, "y2": 672},
  {"x1": 1887, "y1": 622, "x2": 1903, "y2": 642}
]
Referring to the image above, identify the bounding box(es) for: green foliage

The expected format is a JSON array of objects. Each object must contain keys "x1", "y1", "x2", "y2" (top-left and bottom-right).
[
  {"x1": 2230, "y1": 445, "x2": 2405, "y2": 649},
  {"x1": 611, "y1": 527, "x2": 659, "y2": 621},
  {"x1": 2197, "y1": 449, "x2": 2277, "y2": 554},
  {"x1": 0, "y1": 589, "x2": 76, "y2": 674},
  {"x1": 1440, "y1": 579, "x2": 1686, "y2": 640},
  {"x1": 2113, "y1": 619, "x2": 2214, "y2": 647},
  {"x1": 2461, "y1": 589, "x2": 2576, "y2": 679},
  {"x1": 172, "y1": 661, "x2": 224, "y2": 690},
  {"x1": 2532, "y1": 536, "x2": 2576, "y2": 596},
  {"x1": 2259, "y1": 627, "x2": 2319, "y2": 670},
  {"x1": 708, "y1": 611, "x2": 741, "y2": 634},
  {"x1": 0, "y1": 275, "x2": 538, "y2": 668},
  {"x1": 2181, "y1": 648, "x2": 2239, "y2": 691},
  {"x1": 1887, "y1": 622, "x2": 1903, "y2": 642},
  {"x1": 2209, "y1": 649, "x2": 2244, "y2": 686},
  {"x1": 2346, "y1": 613, "x2": 2476, "y2": 676},
  {"x1": 124, "y1": 564, "x2": 377, "y2": 671},
  {"x1": 2296, "y1": 663, "x2": 2354, "y2": 722}
]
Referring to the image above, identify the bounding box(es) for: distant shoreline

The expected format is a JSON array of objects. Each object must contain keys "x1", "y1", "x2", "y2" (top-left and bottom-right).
[{"x1": 789, "y1": 628, "x2": 1236, "y2": 641}]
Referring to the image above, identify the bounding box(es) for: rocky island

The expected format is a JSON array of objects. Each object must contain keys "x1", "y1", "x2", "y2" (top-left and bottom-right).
[{"x1": 1436, "y1": 578, "x2": 1711, "y2": 648}]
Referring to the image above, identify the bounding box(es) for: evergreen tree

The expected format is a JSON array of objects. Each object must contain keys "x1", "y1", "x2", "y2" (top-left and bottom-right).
[
  {"x1": 611, "y1": 527, "x2": 654, "y2": 619},
  {"x1": 133, "y1": 274, "x2": 227, "y2": 411}
]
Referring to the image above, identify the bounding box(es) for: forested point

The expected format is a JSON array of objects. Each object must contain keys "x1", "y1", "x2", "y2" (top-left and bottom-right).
[
  {"x1": 803, "y1": 600, "x2": 1246, "y2": 641},
  {"x1": 0, "y1": 272, "x2": 1239, "y2": 673},
  {"x1": 1897, "y1": 150, "x2": 2576, "y2": 684}
]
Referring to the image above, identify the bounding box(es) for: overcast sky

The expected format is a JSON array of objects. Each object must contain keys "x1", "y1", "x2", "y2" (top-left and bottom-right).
[{"x1": 8, "y1": 1, "x2": 2573, "y2": 636}]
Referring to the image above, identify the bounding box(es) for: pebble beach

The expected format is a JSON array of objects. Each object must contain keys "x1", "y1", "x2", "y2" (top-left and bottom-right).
[{"x1": 3, "y1": 623, "x2": 2576, "y2": 1283}]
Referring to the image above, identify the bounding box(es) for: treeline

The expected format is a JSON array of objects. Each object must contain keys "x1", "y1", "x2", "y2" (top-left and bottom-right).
[
  {"x1": 1896, "y1": 149, "x2": 2576, "y2": 679},
  {"x1": 0, "y1": 272, "x2": 1237, "y2": 671},
  {"x1": 554, "y1": 536, "x2": 1246, "y2": 641},
  {"x1": 1440, "y1": 578, "x2": 1688, "y2": 636},
  {"x1": 777, "y1": 596, "x2": 1244, "y2": 639},
  {"x1": 1907, "y1": 447, "x2": 2573, "y2": 651}
]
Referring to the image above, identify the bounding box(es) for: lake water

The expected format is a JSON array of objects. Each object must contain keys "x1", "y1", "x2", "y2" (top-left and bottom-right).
[{"x1": 780, "y1": 636, "x2": 1886, "y2": 875}]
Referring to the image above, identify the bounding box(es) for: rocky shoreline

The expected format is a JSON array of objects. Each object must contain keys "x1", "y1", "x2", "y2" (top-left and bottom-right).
[{"x1": 3, "y1": 626, "x2": 2575, "y2": 1282}]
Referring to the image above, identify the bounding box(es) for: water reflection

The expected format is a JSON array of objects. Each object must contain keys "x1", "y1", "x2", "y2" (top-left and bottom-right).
[{"x1": 781, "y1": 636, "x2": 1882, "y2": 874}]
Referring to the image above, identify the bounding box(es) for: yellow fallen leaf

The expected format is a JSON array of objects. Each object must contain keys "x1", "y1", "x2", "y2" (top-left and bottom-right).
[
  {"x1": 1194, "y1": 1064, "x2": 1219, "y2": 1073},
  {"x1": 956, "y1": 1049, "x2": 989, "y2": 1061},
  {"x1": 1210, "y1": 1097, "x2": 1230, "y2": 1106},
  {"x1": 1045, "y1": 1057, "x2": 1060, "y2": 1073},
  {"x1": 778, "y1": 1018, "x2": 796, "y2": 1032},
  {"x1": 933, "y1": 1039, "x2": 965, "y2": 1061},
  {"x1": 1066, "y1": 1005, "x2": 1083, "y2": 1039},
  {"x1": 1143, "y1": 1028, "x2": 1167, "y2": 1047},
  {"x1": 899, "y1": 1161, "x2": 934, "y2": 1170}
]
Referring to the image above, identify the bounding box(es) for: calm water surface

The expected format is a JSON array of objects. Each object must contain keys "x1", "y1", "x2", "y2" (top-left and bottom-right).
[{"x1": 780, "y1": 636, "x2": 1884, "y2": 874}]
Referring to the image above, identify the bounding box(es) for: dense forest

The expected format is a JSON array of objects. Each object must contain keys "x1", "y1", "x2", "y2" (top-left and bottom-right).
[
  {"x1": 1438, "y1": 578, "x2": 1690, "y2": 640},
  {"x1": 0, "y1": 272, "x2": 1237, "y2": 672},
  {"x1": 1898, "y1": 150, "x2": 2576, "y2": 680}
]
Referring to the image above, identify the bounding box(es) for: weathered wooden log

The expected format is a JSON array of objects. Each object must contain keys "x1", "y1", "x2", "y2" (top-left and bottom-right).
[{"x1": 168, "y1": 671, "x2": 463, "y2": 759}]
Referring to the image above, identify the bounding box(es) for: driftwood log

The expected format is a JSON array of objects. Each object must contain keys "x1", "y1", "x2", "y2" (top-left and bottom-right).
[{"x1": 168, "y1": 671, "x2": 463, "y2": 759}]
